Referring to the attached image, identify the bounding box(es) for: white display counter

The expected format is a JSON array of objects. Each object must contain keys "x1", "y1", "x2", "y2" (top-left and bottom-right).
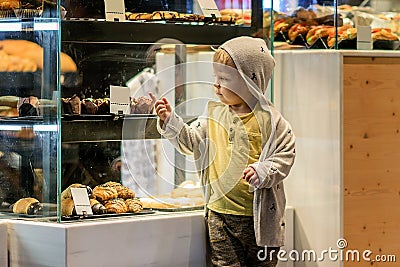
[{"x1": 6, "y1": 207, "x2": 294, "y2": 267}]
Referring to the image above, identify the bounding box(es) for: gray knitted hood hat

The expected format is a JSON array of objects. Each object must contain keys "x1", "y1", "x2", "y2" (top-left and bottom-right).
[{"x1": 220, "y1": 36, "x2": 275, "y2": 94}]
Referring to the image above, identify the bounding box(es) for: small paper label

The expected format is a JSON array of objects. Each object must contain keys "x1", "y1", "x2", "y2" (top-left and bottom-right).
[
  {"x1": 193, "y1": 0, "x2": 221, "y2": 17},
  {"x1": 104, "y1": 0, "x2": 126, "y2": 22},
  {"x1": 70, "y1": 188, "x2": 93, "y2": 216},
  {"x1": 110, "y1": 85, "x2": 130, "y2": 114}
]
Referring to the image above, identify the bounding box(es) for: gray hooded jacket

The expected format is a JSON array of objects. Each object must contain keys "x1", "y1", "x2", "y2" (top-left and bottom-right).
[{"x1": 157, "y1": 36, "x2": 296, "y2": 247}]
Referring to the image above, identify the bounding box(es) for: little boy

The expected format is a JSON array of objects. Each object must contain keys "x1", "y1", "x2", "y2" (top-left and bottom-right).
[{"x1": 150, "y1": 36, "x2": 295, "y2": 266}]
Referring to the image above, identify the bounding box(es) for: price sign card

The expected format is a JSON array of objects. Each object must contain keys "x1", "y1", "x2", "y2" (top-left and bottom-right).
[
  {"x1": 193, "y1": 0, "x2": 221, "y2": 18},
  {"x1": 70, "y1": 188, "x2": 93, "y2": 216},
  {"x1": 104, "y1": 0, "x2": 126, "y2": 22},
  {"x1": 110, "y1": 85, "x2": 130, "y2": 115}
]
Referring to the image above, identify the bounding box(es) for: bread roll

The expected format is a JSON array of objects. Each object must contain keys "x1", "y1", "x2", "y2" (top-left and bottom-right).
[
  {"x1": 12, "y1": 197, "x2": 42, "y2": 215},
  {"x1": 0, "y1": 39, "x2": 77, "y2": 72},
  {"x1": 61, "y1": 198, "x2": 76, "y2": 216}
]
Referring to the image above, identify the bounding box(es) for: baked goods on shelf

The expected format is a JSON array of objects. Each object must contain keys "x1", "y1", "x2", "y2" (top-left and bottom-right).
[
  {"x1": 0, "y1": 39, "x2": 77, "y2": 72},
  {"x1": 0, "y1": 0, "x2": 20, "y2": 10},
  {"x1": 372, "y1": 28, "x2": 399, "y2": 41},
  {"x1": 12, "y1": 197, "x2": 42, "y2": 215},
  {"x1": 62, "y1": 96, "x2": 110, "y2": 115}
]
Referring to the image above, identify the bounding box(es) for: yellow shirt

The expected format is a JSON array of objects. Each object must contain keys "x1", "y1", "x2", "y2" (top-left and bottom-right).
[{"x1": 207, "y1": 107, "x2": 262, "y2": 216}]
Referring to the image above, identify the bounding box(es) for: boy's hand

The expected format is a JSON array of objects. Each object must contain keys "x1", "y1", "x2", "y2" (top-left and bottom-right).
[
  {"x1": 243, "y1": 166, "x2": 260, "y2": 186},
  {"x1": 149, "y1": 92, "x2": 172, "y2": 122}
]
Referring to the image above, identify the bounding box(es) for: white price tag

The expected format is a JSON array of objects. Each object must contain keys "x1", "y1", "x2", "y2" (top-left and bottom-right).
[
  {"x1": 104, "y1": 0, "x2": 126, "y2": 22},
  {"x1": 110, "y1": 85, "x2": 130, "y2": 115},
  {"x1": 70, "y1": 188, "x2": 93, "y2": 216},
  {"x1": 357, "y1": 26, "x2": 372, "y2": 50},
  {"x1": 193, "y1": 0, "x2": 221, "y2": 18}
]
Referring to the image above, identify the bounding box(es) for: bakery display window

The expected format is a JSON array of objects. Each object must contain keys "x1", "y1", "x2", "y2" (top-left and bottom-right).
[
  {"x1": 2, "y1": 0, "x2": 262, "y2": 222},
  {"x1": 0, "y1": 1, "x2": 62, "y2": 219},
  {"x1": 266, "y1": 0, "x2": 400, "y2": 50}
]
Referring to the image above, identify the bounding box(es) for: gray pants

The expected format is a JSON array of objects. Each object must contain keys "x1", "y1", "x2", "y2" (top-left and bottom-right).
[{"x1": 207, "y1": 210, "x2": 279, "y2": 267}]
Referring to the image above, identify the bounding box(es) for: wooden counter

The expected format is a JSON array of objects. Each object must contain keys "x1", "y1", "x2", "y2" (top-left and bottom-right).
[{"x1": 274, "y1": 50, "x2": 400, "y2": 267}]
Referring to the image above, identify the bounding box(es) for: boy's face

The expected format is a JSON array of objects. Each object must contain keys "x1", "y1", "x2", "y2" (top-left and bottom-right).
[{"x1": 213, "y1": 63, "x2": 252, "y2": 107}]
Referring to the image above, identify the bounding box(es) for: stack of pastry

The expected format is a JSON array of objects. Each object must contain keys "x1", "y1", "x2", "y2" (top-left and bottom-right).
[
  {"x1": 0, "y1": 39, "x2": 76, "y2": 72},
  {"x1": 92, "y1": 181, "x2": 143, "y2": 214},
  {"x1": 61, "y1": 95, "x2": 110, "y2": 115}
]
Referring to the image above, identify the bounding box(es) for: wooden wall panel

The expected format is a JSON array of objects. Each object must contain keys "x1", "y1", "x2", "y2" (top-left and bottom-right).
[{"x1": 343, "y1": 57, "x2": 400, "y2": 267}]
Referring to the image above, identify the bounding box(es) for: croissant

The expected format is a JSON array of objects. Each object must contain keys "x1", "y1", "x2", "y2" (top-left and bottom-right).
[
  {"x1": 89, "y1": 198, "x2": 106, "y2": 215},
  {"x1": 92, "y1": 186, "x2": 118, "y2": 202},
  {"x1": 104, "y1": 198, "x2": 128, "y2": 214},
  {"x1": 12, "y1": 197, "x2": 42, "y2": 215},
  {"x1": 125, "y1": 198, "x2": 143, "y2": 213},
  {"x1": 101, "y1": 181, "x2": 135, "y2": 199},
  {"x1": 61, "y1": 198, "x2": 76, "y2": 216}
]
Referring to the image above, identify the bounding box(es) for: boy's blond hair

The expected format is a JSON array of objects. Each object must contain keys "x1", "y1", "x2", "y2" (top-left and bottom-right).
[{"x1": 213, "y1": 48, "x2": 236, "y2": 69}]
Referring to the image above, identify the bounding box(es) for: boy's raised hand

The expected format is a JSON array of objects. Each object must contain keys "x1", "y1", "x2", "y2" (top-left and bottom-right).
[{"x1": 149, "y1": 92, "x2": 172, "y2": 122}]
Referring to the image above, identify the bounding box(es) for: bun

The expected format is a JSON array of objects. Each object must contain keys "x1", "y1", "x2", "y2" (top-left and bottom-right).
[
  {"x1": 13, "y1": 197, "x2": 42, "y2": 215},
  {"x1": 61, "y1": 198, "x2": 76, "y2": 216}
]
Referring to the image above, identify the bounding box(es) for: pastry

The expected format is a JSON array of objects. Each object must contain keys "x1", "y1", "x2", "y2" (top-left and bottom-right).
[
  {"x1": 96, "y1": 98, "x2": 110, "y2": 114},
  {"x1": 127, "y1": 13, "x2": 152, "y2": 20},
  {"x1": 0, "y1": 0, "x2": 20, "y2": 10},
  {"x1": 0, "y1": 39, "x2": 77, "y2": 72},
  {"x1": 372, "y1": 28, "x2": 399, "y2": 41},
  {"x1": 69, "y1": 94, "x2": 81, "y2": 115},
  {"x1": 102, "y1": 181, "x2": 135, "y2": 199},
  {"x1": 104, "y1": 198, "x2": 128, "y2": 214},
  {"x1": 151, "y1": 11, "x2": 178, "y2": 20},
  {"x1": 17, "y1": 96, "x2": 39, "y2": 117},
  {"x1": 92, "y1": 185, "x2": 118, "y2": 202},
  {"x1": 130, "y1": 96, "x2": 154, "y2": 114},
  {"x1": 12, "y1": 197, "x2": 42, "y2": 215},
  {"x1": 125, "y1": 198, "x2": 143, "y2": 213},
  {"x1": 89, "y1": 198, "x2": 106, "y2": 214},
  {"x1": 81, "y1": 99, "x2": 98, "y2": 115},
  {"x1": 288, "y1": 23, "x2": 309, "y2": 42},
  {"x1": 61, "y1": 198, "x2": 76, "y2": 216}
]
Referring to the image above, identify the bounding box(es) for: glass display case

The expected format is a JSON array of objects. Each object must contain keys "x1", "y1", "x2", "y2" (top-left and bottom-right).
[
  {"x1": 266, "y1": 0, "x2": 400, "y2": 50},
  {"x1": 0, "y1": 0, "x2": 263, "y2": 223},
  {"x1": 0, "y1": 1, "x2": 61, "y2": 219}
]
